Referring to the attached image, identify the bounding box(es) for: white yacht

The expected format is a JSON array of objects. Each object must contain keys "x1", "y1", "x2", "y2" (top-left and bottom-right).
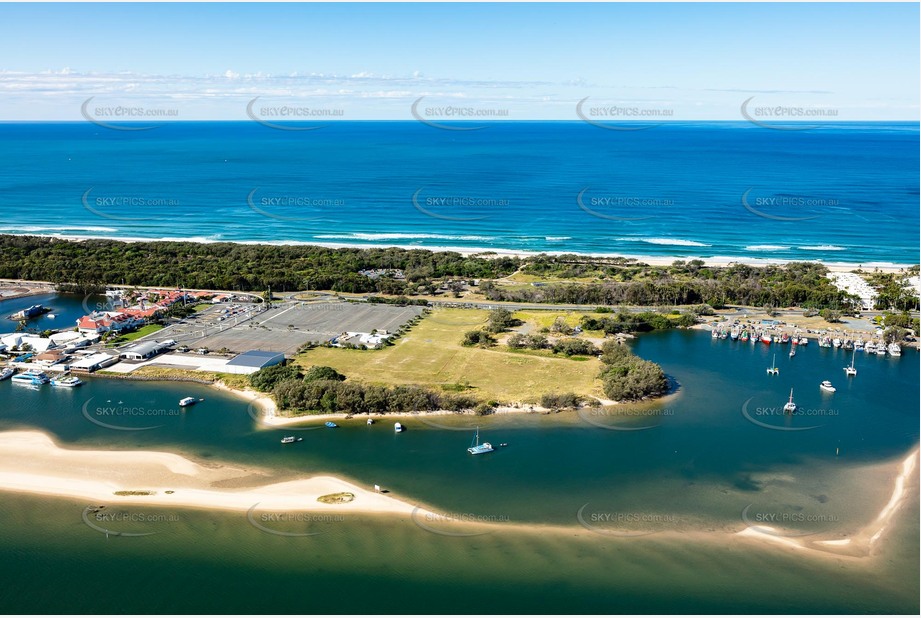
[
  {"x1": 467, "y1": 426, "x2": 495, "y2": 455},
  {"x1": 394, "y1": 422, "x2": 404, "y2": 433},
  {"x1": 0, "y1": 367, "x2": 14, "y2": 381},
  {"x1": 783, "y1": 388, "x2": 797, "y2": 413},
  {"x1": 820, "y1": 380, "x2": 836, "y2": 393},
  {"x1": 179, "y1": 397, "x2": 198, "y2": 407},
  {"x1": 11, "y1": 369, "x2": 49, "y2": 386},
  {"x1": 887, "y1": 343, "x2": 901, "y2": 357},
  {"x1": 844, "y1": 350, "x2": 857, "y2": 376}
]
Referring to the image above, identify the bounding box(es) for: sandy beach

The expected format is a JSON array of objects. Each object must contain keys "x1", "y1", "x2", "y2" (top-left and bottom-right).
[{"x1": 0, "y1": 431, "x2": 418, "y2": 516}]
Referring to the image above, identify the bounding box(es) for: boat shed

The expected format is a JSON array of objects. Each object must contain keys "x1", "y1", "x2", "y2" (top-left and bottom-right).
[
  {"x1": 225, "y1": 350, "x2": 286, "y2": 374},
  {"x1": 119, "y1": 340, "x2": 171, "y2": 361}
]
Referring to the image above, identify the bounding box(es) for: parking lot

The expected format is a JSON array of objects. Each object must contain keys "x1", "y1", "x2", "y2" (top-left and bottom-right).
[{"x1": 186, "y1": 301, "x2": 424, "y2": 356}]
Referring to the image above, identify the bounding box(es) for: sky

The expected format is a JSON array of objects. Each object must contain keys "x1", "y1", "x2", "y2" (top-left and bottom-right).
[{"x1": 0, "y1": 2, "x2": 918, "y2": 121}]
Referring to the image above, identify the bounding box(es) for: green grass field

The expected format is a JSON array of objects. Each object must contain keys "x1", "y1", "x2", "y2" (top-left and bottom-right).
[
  {"x1": 294, "y1": 308, "x2": 605, "y2": 402},
  {"x1": 105, "y1": 324, "x2": 164, "y2": 346}
]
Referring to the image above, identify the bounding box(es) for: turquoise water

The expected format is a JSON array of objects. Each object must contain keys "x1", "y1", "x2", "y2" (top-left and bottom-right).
[
  {"x1": 0, "y1": 330, "x2": 917, "y2": 613},
  {"x1": 0, "y1": 292, "x2": 104, "y2": 333},
  {"x1": 0, "y1": 122, "x2": 918, "y2": 265}
]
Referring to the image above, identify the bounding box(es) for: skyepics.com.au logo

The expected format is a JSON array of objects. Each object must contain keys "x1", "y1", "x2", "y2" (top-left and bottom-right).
[
  {"x1": 741, "y1": 503, "x2": 839, "y2": 537},
  {"x1": 246, "y1": 97, "x2": 344, "y2": 131},
  {"x1": 576, "y1": 97, "x2": 673, "y2": 131},
  {"x1": 577, "y1": 504, "x2": 679, "y2": 537},
  {"x1": 246, "y1": 503, "x2": 343, "y2": 537},
  {"x1": 411, "y1": 96, "x2": 509, "y2": 130},
  {"x1": 82, "y1": 187, "x2": 180, "y2": 222},
  {"x1": 577, "y1": 406, "x2": 676, "y2": 431},
  {"x1": 411, "y1": 188, "x2": 510, "y2": 222},
  {"x1": 741, "y1": 188, "x2": 834, "y2": 222},
  {"x1": 411, "y1": 506, "x2": 507, "y2": 536},
  {"x1": 81, "y1": 505, "x2": 178, "y2": 538},
  {"x1": 740, "y1": 96, "x2": 838, "y2": 130},
  {"x1": 577, "y1": 188, "x2": 675, "y2": 221},
  {"x1": 246, "y1": 188, "x2": 345, "y2": 222},
  {"x1": 80, "y1": 97, "x2": 179, "y2": 131},
  {"x1": 741, "y1": 396, "x2": 838, "y2": 432},
  {"x1": 82, "y1": 397, "x2": 181, "y2": 431}
]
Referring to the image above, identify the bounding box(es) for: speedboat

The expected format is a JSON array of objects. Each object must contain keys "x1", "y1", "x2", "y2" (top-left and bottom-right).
[
  {"x1": 820, "y1": 380, "x2": 836, "y2": 393},
  {"x1": 760, "y1": 333, "x2": 772, "y2": 344},
  {"x1": 179, "y1": 397, "x2": 198, "y2": 407},
  {"x1": 730, "y1": 325, "x2": 740, "y2": 340},
  {"x1": 367, "y1": 418, "x2": 374, "y2": 425},
  {"x1": 0, "y1": 367, "x2": 14, "y2": 381},
  {"x1": 467, "y1": 427, "x2": 495, "y2": 455},
  {"x1": 11, "y1": 369, "x2": 49, "y2": 385},
  {"x1": 325, "y1": 421, "x2": 338, "y2": 428},
  {"x1": 394, "y1": 422, "x2": 404, "y2": 433},
  {"x1": 783, "y1": 388, "x2": 797, "y2": 414},
  {"x1": 740, "y1": 330, "x2": 749, "y2": 342},
  {"x1": 780, "y1": 332, "x2": 790, "y2": 344},
  {"x1": 280, "y1": 436, "x2": 303, "y2": 444},
  {"x1": 51, "y1": 375, "x2": 83, "y2": 387}
]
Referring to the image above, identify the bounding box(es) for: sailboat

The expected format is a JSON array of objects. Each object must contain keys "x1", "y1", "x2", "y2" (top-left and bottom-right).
[
  {"x1": 766, "y1": 354, "x2": 779, "y2": 375},
  {"x1": 844, "y1": 349, "x2": 857, "y2": 376},
  {"x1": 783, "y1": 388, "x2": 797, "y2": 413},
  {"x1": 467, "y1": 426, "x2": 495, "y2": 455}
]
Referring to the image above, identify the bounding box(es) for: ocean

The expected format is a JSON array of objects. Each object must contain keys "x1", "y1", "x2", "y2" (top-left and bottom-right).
[
  {"x1": 0, "y1": 121, "x2": 918, "y2": 265},
  {"x1": 0, "y1": 327, "x2": 917, "y2": 613}
]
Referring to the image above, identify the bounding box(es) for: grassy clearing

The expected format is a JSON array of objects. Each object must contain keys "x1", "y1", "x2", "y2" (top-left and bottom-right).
[
  {"x1": 294, "y1": 308, "x2": 604, "y2": 402},
  {"x1": 103, "y1": 366, "x2": 252, "y2": 390},
  {"x1": 105, "y1": 324, "x2": 164, "y2": 346}
]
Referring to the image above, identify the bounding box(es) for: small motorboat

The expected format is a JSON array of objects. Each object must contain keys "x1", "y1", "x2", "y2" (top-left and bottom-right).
[
  {"x1": 820, "y1": 380, "x2": 836, "y2": 393},
  {"x1": 280, "y1": 436, "x2": 303, "y2": 444},
  {"x1": 394, "y1": 422, "x2": 404, "y2": 433},
  {"x1": 0, "y1": 367, "x2": 14, "y2": 381},
  {"x1": 789, "y1": 350, "x2": 795, "y2": 357},
  {"x1": 367, "y1": 418, "x2": 374, "y2": 425},
  {"x1": 798, "y1": 337, "x2": 809, "y2": 346},
  {"x1": 325, "y1": 421, "x2": 338, "y2": 428},
  {"x1": 179, "y1": 397, "x2": 198, "y2": 407}
]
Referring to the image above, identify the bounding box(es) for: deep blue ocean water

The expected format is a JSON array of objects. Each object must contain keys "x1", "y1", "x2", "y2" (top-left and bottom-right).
[{"x1": 0, "y1": 121, "x2": 917, "y2": 265}]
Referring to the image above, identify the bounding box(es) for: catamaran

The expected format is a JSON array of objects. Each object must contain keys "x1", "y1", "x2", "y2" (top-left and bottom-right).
[
  {"x1": 467, "y1": 426, "x2": 495, "y2": 455},
  {"x1": 783, "y1": 388, "x2": 797, "y2": 413},
  {"x1": 844, "y1": 350, "x2": 857, "y2": 376},
  {"x1": 766, "y1": 354, "x2": 779, "y2": 375}
]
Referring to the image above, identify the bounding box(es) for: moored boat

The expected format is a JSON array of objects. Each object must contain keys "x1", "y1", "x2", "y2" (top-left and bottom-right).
[
  {"x1": 844, "y1": 349, "x2": 857, "y2": 376},
  {"x1": 467, "y1": 426, "x2": 495, "y2": 455},
  {"x1": 740, "y1": 330, "x2": 749, "y2": 342},
  {"x1": 11, "y1": 369, "x2": 49, "y2": 385},
  {"x1": 0, "y1": 367, "x2": 14, "y2": 381},
  {"x1": 179, "y1": 396, "x2": 198, "y2": 407},
  {"x1": 280, "y1": 436, "x2": 303, "y2": 444},
  {"x1": 51, "y1": 375, "x2": 83, "y2": 387},
  {"x1": 325, "y1": 421, "x2": 338, "y2": 428},
  {"x1": 394, "y1": 422, "x2": 404, "y2": 433},
  {"x1": 798, "y1": 337, "x2": 809, "y2": 346},
  {"x1": 783, "y1": 388, "x2": 797, "y2": 413},
  {"x1": 887, "y1": 343, "x2": 902, "y2": 357},
  {"x1": 820, "y1": 380, "x2": 836, "y2": 393},
  {"x1": 760, "y1": 333, "x2": 772, "y2": 344}
]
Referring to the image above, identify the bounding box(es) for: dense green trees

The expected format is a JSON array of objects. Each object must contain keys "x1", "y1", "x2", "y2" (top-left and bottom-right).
[
  {"x1": 598, "y1": 340, "x2": 668, "y2": 402},
  {"x1": 0, "y1": 235, "x2": 517, "y2": 293}
]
